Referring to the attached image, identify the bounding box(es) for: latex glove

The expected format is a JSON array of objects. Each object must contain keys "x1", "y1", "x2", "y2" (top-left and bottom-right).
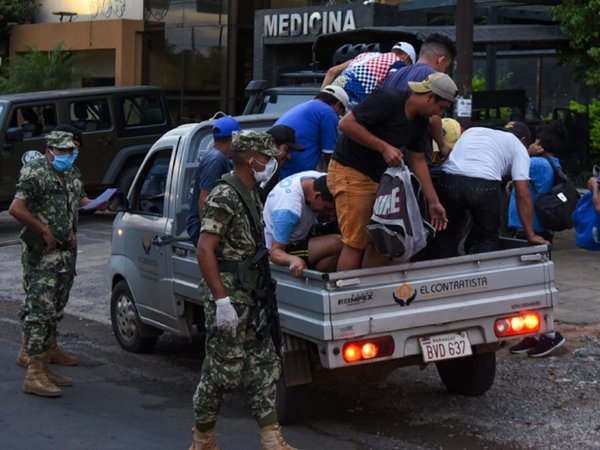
[{"x1": 215, "y1": 297, "x2": 238, "y2": 337}]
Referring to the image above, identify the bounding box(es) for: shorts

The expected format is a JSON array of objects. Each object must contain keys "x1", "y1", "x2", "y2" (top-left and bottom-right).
[
  {"x1": 327, "y1": 160, "x2": 379, "y2": 250},
  {"x1": 285, "y1": 239, "x2": 310, "y2": 265}
]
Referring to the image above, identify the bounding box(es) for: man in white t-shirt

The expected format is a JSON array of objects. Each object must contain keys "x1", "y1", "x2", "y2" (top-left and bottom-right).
[
  {"x1": 264, "y1": 171, "x2": 341, "y2": 276},
  {"x1": 435, "y1": 121, "x2": 549, "y2": 257}
]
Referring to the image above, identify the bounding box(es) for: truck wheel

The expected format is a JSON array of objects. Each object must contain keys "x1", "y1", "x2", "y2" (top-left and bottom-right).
[
  {"x1": 116, "y1": 166, "x2": 139, "y2": 196},
  {"x1": 436, "y1": 351, "x2": 496, "y2": 396},
  {"x1": 110, "y1": 280, "x2": 158, "y2": 353},
  {"x1": 276, "y1": 376, "x2": 306, "y2": 425}
]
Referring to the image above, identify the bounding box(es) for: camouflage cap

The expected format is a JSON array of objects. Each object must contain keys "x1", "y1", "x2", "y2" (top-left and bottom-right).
[
  {"x1": 231, "y1": 130, "x2": 278, "y2": 157},
  {"x1": 45, "y1": 130, "x2": 77, "y2": 149}
]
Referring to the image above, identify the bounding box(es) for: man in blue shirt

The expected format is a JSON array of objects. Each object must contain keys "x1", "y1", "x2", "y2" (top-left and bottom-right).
[
  {"x1": 506, "y1": 120, "x2": 568, "y2": 358},
  {"x1": 274, "y1": 85, "x2": 348, "y2": 179},
  {"x1": 186, "y1": 116, "x2": 240, "y2": 247}
]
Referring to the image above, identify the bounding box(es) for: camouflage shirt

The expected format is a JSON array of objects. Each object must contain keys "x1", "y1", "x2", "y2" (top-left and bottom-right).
[
  {"x1": 200, "y1": 179, "x2": 263, "y2": 305},
  {"x1": 15, "y1": 157, "x2": 86, "y2": 271}
]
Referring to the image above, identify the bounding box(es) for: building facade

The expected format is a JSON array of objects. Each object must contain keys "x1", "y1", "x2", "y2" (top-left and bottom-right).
[{"x1": 7, "y1": 1, "x2": 582, "y2": 123}]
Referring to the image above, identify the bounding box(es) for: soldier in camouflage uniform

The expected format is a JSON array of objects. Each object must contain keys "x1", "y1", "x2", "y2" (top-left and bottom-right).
[
  {"x1": 9, "y1": 128, "x2": 100, "y2": 397},
  {"x1": 190, "y1": 130, "x2": 297, "y2": 450}
]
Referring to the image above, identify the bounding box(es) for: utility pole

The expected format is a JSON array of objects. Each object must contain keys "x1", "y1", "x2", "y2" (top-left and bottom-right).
[{"x1": 454, "y1": 0, "x2": 474, "y2": 129}]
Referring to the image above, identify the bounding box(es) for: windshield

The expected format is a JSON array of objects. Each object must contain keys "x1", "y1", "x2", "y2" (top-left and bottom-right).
[{"x1": 0, "y1": 102, "x2": 6, "y2": 121}]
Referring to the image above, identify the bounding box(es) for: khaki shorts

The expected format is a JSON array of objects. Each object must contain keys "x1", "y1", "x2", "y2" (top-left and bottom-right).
[{"x1": 327, "y1": 160, "x2": 378, "y2": 250}]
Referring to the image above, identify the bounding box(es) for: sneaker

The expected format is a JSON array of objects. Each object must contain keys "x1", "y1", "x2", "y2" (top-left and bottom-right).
[
  {"x1": 528, "y1": 332, "x2": 565, "y2": 358},
  {"x1": 509, "y1": 336, "x2": 539, "y2": 354}
]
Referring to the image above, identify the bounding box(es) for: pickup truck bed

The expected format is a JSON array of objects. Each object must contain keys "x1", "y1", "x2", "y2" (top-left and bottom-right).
[{"x1": 273, "y1": 240, "x2": 556, "y2": 370}]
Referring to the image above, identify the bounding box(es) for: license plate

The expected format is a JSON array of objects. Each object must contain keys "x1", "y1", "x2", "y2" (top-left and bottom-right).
[{"x1": 419, "y1": 331, "x2": 472, "y2": 363}]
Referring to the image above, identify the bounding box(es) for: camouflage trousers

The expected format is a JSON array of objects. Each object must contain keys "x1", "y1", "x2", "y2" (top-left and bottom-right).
[
  {"x1": 19, "y1": 263, "x2": 75, "y2": 356},
  {"x1": 192, "y1": 300, "x2": 282, "y2": 425}
]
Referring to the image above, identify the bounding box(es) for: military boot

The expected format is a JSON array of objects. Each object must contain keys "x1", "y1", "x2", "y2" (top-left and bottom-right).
[
  {"x1": 259, "y1": 424, "x2": 298, "y2": 450},
  {"x1": 17, "y1": 334, "x2": 28, "y2": 367},
  {"x1": 23, "y1": 353, "x2": 61, "y2": 397},
  {"x1": 188, "y1": 427, "x2": 220, "y2": 450},
  {"x1": 49, "y1": 331, "x2": 79, "y2": 366},
  {"x1": 44, "y1": 352, "x2": 73, "y2": 387}
]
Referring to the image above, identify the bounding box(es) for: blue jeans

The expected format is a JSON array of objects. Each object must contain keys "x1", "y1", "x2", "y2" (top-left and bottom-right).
[{"x1": 435, "y1": 173, "x2": 501, "y2": 257}]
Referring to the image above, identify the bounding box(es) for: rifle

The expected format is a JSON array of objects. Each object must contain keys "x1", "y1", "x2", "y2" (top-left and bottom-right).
[
  {"x1": 220, "y1": 173, "x2": 284, "y2": 360},
  {"x1": 249, "y1": 246, "x2": 284, "y2": 360}
]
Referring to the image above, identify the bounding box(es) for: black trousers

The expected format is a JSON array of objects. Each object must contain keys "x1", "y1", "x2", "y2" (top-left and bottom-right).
[{"x1": 435, "y1": 172, "x2": 502, "y2": 258}]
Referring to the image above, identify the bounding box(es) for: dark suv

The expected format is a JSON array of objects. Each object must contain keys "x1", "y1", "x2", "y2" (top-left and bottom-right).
[{"x1": 0, "y1": 86, "x2": 174, "y2": 211}]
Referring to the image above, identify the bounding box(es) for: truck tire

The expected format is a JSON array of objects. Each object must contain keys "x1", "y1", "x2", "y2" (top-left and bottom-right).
[
  {"x1": 110, "y1": 280, "x2": 158, "y2": 353},
  {"x1": 116, "y1": 166, "x2": 139, "y2": 196},
  {"x1": 275, "y1": 376, "x2": 306, "y2": 425},
  {"x1": 436, "y1": 351, "x2": 496, "y2": 396}
]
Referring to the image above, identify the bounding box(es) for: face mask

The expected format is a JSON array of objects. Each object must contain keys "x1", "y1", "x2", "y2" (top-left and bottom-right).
[
  {"x1": 252, "y1": 157, "x2": 278, "y2": 183},
  {"x1": 50, "y1": 149, "x2": 79, "y2": 172}
]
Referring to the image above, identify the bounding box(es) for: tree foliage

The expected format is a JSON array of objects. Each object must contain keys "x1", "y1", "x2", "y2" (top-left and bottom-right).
[
  {"x1": 551, "y1": 1, "x2": 600, "y2": 89},
  {"x1": 0, "y1": 43, "x2": 85, "y2": 93},
  {"x1": 0, "y1": 0, "x2": 34, "y2": 55}
]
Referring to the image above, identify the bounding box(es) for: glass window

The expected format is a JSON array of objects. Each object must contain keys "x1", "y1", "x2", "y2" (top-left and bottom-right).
[
  {"x1": 133, "y1": 149, "x2": 172, "y2": 216},
  {"x1": 121, "y1": 95, "x2": 166, "y2": 127},
  {"x1": 10, "y1": 105, "x2": 56, "y2": 139},
  {"x1": 69, "y1": 99, "x2": 112, "y2": 131}
]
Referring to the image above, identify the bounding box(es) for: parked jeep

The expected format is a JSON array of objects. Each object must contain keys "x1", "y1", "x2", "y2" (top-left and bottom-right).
[{"x1": 0, "y1": 85, "x2": 174, "y2": 211}]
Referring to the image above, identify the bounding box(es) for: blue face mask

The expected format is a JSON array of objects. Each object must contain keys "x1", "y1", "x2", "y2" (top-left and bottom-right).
[{"x1": 50, "y1": 149, "x2": 79, "y2": 172}]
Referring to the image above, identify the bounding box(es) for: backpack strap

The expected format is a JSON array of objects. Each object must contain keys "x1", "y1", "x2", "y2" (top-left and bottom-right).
[
  {"x1": 541, "y1": 154, "x2": 568, "y2": 185},
  {"x1": 220, "y1": 172, "x2": 264, "y2": 246}
]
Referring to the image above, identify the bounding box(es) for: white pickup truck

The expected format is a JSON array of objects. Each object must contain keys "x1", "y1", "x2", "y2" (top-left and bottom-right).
[{"x1": 108, "y1": 116, "x2": 558, "y2": 421}]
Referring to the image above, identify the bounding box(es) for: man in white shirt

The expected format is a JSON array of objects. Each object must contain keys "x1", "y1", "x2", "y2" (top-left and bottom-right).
[
  {"x1": 264, "y1": 171, "x2": 341, "y2": 276},
  {"x1": 435, "y1": 121, "x2": 548, "y2": 257}
]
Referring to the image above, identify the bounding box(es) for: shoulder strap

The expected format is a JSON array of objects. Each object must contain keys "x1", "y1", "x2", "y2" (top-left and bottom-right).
[
  {"x1": 541, "y1": 154, "x2": 568, "y2": 185},
  {"x1": 221, "y1": 173, "x2": 264, "y2": 245}
]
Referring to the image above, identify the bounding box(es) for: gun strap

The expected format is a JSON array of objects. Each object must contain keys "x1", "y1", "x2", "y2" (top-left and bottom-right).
[{"x1": 220, "y1": 173, "x2": 265, "y2": 247}]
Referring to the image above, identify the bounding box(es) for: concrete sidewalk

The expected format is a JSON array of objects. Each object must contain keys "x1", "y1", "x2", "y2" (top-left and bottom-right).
[{"x1": 549, "y1": 229, "x2": 600, "y2": 325}]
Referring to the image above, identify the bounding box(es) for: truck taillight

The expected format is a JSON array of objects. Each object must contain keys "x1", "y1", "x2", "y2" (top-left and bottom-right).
[
  {"x1": 494, "y1": 312, "x2": 541, "y2": 337},
  {"x1": 342, "y1": 336, "x2": 394, "y2": 363}
]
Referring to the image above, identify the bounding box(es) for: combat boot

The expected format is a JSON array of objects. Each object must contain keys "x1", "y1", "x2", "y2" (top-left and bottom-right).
[
  {"x1": 259, "y1": 424, "x2": 298, "y2": 450},
  {"x1": 44, "y1": 352, "x2": 73, "y2": 387},
  {"x1": 23, "y1": 353, "x2": 61, "y2": 397},
  {"x1": 17, "y1": 334, "x2": 28, "y2": 367},
  {"x1": 188, "y1": 427, "x2": 220, "y2": 450},
  {"x1": 49, "y1": 331, "x2": 79, "y2": 366}
]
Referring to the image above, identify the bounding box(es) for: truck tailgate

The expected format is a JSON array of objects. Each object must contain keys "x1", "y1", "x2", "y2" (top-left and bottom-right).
[{"x1": 273, "y1": 245, "x2": 556, "y2": 344}]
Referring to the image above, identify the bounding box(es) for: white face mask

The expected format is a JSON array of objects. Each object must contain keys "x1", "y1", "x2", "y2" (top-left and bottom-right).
[{"x1": 252, "y1": 157, "x2": 278, "y2": 183}]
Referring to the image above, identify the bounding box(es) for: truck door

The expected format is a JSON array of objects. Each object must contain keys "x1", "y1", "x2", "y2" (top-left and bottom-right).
[
  {"x1": 0, "y1": 103, "x2": 58, "y2": 208},
  {"x1": 120, "y1": 143, "x2": 179, "y2": 326}
]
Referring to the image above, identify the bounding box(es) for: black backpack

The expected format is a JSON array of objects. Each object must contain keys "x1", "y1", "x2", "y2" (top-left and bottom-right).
[{"x1": 534, "y1": 155, "x2": 579, "y2": 231}]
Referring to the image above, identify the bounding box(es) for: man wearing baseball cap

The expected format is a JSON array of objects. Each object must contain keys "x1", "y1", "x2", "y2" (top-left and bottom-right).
[
  {"x1": 321, "y1": 41, "x2": 416, "y2": 106},
  {"x1": 259, "y1": 125, "x2": 305, "y2": 201},
  {"x1": 434, "y1": 120, "x2": 548, "y2": 258},
  {"x1": 272, "y1": 85, "x2": 348, "y2": 179},
  {"x1": 328, "y1": 71, "x2": 458, "y2": 270},
  {"x1": 190, "y1": 130, "x2": 296, "y2": 450},
  {"x1": 187, "y1": 115, "x2": 241, "y2": 247},
  {"x1": 382, "y1": 33, "x2": 457, "y2": 160},
  {"x1": 9, "y1": 126, "x2": 110, "y2": 397}
]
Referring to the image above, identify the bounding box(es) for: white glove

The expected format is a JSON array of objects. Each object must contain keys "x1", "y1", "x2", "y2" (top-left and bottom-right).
[{"x1": 215, "y1": 297, "x2": 238, "y2": 337}]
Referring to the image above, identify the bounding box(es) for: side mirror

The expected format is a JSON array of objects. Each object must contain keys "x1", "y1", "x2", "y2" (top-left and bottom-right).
[
  {"x1": 109, "y1": 192, "x2": 128, "y2": 212},
  {"x1": 6, "y1": 127, "x2": 24, "y2": 142}
]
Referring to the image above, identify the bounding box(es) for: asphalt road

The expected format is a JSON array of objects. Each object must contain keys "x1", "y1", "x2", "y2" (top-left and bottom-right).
[{"x1": 1, "y1": 211, "x2": 599, "y2": 449}]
